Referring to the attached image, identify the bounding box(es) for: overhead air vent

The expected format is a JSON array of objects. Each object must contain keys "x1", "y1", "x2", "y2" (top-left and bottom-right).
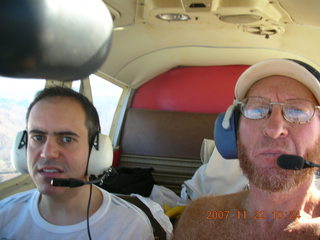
[
  {"x1": 243, "y1": 25, "x2": 283, "y2": 38},
  {"x1": 219, "y1": 14, "x2": 262, "y2": 24},
  {"x1": 212, "y1": 0, "x2": 293, "y2": 29}
]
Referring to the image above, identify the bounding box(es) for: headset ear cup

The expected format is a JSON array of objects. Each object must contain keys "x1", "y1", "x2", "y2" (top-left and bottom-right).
[
  {"x1": 214, "y1": 111, "x2": 239, "y2": 159},
  {"x1": 87, "y1": 133, "x2": 113, "y2": 176},
  {"x1": 11, "y1": 131, "x2": 28, "y2": 173}
]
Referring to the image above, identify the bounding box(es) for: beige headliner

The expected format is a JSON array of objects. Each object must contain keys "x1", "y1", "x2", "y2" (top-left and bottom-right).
[{"x1": 100, "y1": 0, "x2": 320, "y2": 88}]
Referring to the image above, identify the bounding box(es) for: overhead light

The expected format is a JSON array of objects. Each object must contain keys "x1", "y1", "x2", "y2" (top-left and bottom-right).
[
  {"x1": 156, "y1": 13, "x2": 191, "y2": 22},
  {"x1": 219, "y1": 14, "x2": 262, "y2": 24}
]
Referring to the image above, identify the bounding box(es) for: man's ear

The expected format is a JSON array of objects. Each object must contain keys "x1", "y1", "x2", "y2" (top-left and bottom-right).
[{"x1": 11, "y1": 130, "x2": 28, "y2": 173}]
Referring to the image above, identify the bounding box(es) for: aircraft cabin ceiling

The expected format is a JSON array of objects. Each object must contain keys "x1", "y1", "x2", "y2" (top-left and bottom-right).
[{"x1": 101, "y1": 0, "x2": 320, "y2": 88}]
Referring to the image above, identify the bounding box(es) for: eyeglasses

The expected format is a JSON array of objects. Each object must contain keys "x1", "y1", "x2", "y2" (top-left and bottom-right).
[{"x1": 238, "y1": 96, "x2": 320, "y2": 124}]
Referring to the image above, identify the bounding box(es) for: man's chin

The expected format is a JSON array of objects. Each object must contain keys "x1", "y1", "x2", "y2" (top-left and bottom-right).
[
  {"x1": 238, "y1": 143, "x2": 316, "y2": 192},
  {"x1": 248, "y1": 167, "x2": 309, "y2": 192},
  {"x1": 35, "y1": 178, "x2": 68, "y2": 196},
  {"x1": 37, "y1": 183, "x2": 59, "y2": 195}
]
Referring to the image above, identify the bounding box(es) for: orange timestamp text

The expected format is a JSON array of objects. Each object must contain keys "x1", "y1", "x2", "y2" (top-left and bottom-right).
[{"x1": 206, "y1": 210, "x2": 301, "y2": 220}]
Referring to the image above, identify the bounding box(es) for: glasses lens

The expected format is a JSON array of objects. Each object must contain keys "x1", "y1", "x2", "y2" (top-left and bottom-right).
[
  {"x1": 283, "y1": 99, "x2": 314, "y2": 123},
  {"x1": 241, "y1": 97, "x2": 270, "y2": 120}
]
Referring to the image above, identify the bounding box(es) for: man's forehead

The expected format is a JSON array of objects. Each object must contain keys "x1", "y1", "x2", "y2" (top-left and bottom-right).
[
  {"x1": 246, "y1": 75, "x2": 318, "y2": 102},
  {"x1": 234, "y1": 59, "x2": 320, "y2": 104},
  {"x1": 39, "y1": 95, "x2": 79, "y2": 104},
  {"x1": 31, "y1": 96, "x2": 84, "y2": 113},
  {"x1": 28, "y1": 97, "x2": 87, "y2": 129}
]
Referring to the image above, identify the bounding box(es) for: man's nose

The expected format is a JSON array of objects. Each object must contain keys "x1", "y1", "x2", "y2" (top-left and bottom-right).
[
  {"x1": 40, "y1": 137, "x2": 60, "y2": 159},
  {"x1": 262, "y1": 105, "x2": 289, "y2": 139}
]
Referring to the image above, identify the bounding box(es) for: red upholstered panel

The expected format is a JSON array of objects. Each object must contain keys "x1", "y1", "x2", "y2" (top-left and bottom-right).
[
  {"x1": 112, "y1": 148, "x2": 121, "y2": 167},
  {"x1": 131, "y1": 65, "x2": 249, "y2": 113}
]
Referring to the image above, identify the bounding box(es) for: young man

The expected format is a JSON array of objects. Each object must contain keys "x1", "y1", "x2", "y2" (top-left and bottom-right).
[
  {"x1": 173, "y1": 59, "x2": 320, "y2": 239},
  {"x1": 0, "y1": 87, "x2": 154, "y2": 239}
]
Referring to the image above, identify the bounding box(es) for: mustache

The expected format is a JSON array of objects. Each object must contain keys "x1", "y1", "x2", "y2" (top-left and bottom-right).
[
  {"x1": 252, "y1": 137, "x2": 292, "y2": 151},
  {"x1": 36, "y1": 158, "x2": 66, "y2": 170}
]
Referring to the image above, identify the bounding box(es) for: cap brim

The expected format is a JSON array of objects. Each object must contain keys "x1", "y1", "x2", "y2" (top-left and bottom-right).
[{"x1": 235, "y1": 59, "x2": 320, "y2": 103}]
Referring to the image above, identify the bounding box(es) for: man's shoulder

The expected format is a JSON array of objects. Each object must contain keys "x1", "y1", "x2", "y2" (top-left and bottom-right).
[
  {"x1": 99, "y1": 189, "x2": 152, "y2": 221},
  {"x1": 0, "y1": 188, "x2": 37, "y2": 208},
  {"x1": 173, "y1": 191, "x2": 248, "y2": 240},
  {"x1": 99, "y1": 189, "x2": 138, "y2": 210},
  {"x1": 188, "y1": 190, "x2": 248, "y2": 211},
  {"x1": 0, "y1": 189, "x2": 37, "y2": 222},
  {"x1": 179, "y1": 190, "x2": 248, "y2": 223},
  {"x1": 97, "y1": 190, "x2": 155, "y2": 239}
]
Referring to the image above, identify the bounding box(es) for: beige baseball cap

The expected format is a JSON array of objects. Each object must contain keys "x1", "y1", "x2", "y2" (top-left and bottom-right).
[{"x1": 235, "y1": 59, "x2": 320, "y2": 103}]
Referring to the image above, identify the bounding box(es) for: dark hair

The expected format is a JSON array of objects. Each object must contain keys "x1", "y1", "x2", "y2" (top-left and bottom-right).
[{"x1": 26, "y1": 86, "x2": 100, "y2": 145}]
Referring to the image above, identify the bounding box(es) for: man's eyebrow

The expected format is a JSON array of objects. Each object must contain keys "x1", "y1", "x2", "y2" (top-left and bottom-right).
[
  {"x1": 28, "y1": 129, "x2": 47, "y2": 135},
  {"x1": 54, "y1": 131, "x2": 80, "y2": 138},
  {"x1": 28, "y1": 129, "x2": 80, "y2": 137}
]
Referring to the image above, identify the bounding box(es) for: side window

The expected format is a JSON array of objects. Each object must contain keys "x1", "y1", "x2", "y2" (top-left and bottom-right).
[
  {"x1": 0, "y1": 78, "x2": 45, "y2": 183},
  {"x1": 90, "y1": 75, "x2": 123, "y2": 135},
  {"x1": 73, "y1": 75, "x2": 123, "y2": 135}
]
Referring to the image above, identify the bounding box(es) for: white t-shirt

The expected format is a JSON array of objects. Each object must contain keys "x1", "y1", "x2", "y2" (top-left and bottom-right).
[{"x1": 0, "y1": 188, "x2": 154, "y2": 240}]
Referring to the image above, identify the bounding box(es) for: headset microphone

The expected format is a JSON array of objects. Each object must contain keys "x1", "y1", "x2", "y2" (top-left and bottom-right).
[
  {"x1": 51, "y1": 178, "x2": 99, "y2": 188},
  {"x1": 277, "y1": 154, "x2": 320, "y2": 170},
  {"x1": 51, "y1": 167, "x2": 115, "y2": 188}
]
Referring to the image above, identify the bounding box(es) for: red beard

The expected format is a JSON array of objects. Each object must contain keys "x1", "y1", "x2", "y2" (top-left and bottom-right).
[{"x1": 237, "y1": 140, "x2": 319, "y2": 192}]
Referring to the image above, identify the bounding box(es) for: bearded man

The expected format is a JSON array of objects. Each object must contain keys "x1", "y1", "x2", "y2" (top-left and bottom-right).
[{"x1": 173, "y1": 59, "x2": 320, "y2": 240}]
